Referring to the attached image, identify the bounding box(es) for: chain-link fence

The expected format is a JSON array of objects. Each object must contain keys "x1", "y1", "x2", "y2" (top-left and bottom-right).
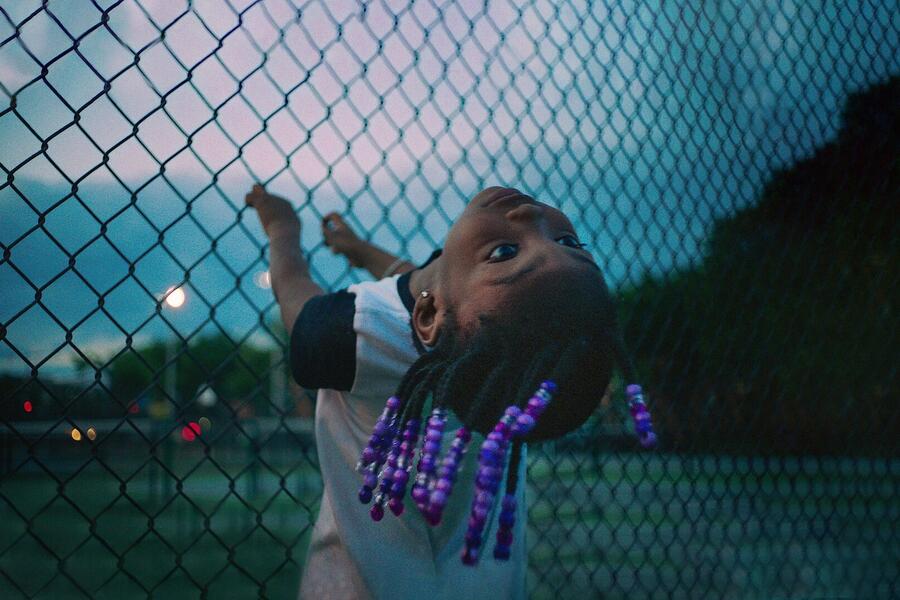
[{"x1": 1, "y1": 0, "x2": 897, "y2": 598}]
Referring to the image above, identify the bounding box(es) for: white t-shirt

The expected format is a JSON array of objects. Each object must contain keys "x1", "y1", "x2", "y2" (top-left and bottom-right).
[{"x1": 291, "y1": 273, "x2": 528, "y2": 600}]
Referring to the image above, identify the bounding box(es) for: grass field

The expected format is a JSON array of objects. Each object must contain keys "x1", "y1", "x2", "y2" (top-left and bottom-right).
[{"x1": 1, "y1": 443, "x2": 897, "y2": 599}]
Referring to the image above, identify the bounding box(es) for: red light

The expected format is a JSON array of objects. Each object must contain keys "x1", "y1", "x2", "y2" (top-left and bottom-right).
[
  {"x1": 23, "y1": 401, "x2": 33, "y2": 413},
  {"x1": 181, "y1": 421, "x2": 201, "y2": 442},
  {"x1": 129, "y1": 403, "x2": 140, "y2": 414}
]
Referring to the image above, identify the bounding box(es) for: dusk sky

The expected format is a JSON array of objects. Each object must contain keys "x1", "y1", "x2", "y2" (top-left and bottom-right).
[{"x1": 1, "y1": 0, "x2": 897, "y2": 376}]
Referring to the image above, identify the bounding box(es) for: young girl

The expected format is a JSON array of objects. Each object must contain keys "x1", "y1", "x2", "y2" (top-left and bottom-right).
[{"x1": 245, "y1": 184, "x2": 655, "y2": 600}]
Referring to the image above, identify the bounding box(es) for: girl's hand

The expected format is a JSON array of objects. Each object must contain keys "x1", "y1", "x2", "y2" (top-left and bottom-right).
[
  {"x1": 245, "y1": 184, "x2": 301, "y2": 240},
  {"x1": 321, "y1": 212, "x2": 366, "y2": 267}
]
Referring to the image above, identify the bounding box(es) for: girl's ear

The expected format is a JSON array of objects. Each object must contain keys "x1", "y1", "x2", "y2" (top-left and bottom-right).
[{"x1": 412, "y1": 290, "x2": 444, "y2": 347}]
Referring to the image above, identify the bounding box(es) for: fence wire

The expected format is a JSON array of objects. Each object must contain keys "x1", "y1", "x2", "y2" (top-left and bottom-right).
[{"x1": 0, "y1": 0, "x2": 898, "y2": 598}]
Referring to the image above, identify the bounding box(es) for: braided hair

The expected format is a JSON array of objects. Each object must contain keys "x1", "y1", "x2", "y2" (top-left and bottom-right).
[{"x1": 355, "y1": 267, "x2": 656, "y2": 563}]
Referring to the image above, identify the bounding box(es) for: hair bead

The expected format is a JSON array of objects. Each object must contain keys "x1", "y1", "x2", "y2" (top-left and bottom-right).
[
  {"x1": 424, "y1": 427, "x2": 471, "y2": 526},
  {"x1": 388, "y1": 418, "x2": 421, "y2": 516},
  {"x1": 626, "y1": 384, "x2": 657, "y2": 448},
  {"x1": 461, "y1": 385, "x2": 544, "y2": 567}
]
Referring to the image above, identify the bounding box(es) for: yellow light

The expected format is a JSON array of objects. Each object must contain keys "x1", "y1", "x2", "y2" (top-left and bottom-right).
[
  {"x1": 87, "y1": 427, "x2": 97, "y2": 441},
  {"x1": 198, "y1": 417, "x2": 211, "y2": 431},
  {"x1": 164, "y1": 286, "x2": 186, "y2": 308},
  {"x1": 71, "y1": 428, "x2": 82, "y2": 442}
]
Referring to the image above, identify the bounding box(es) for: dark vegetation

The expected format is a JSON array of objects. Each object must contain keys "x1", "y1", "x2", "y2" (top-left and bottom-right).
[{"x1": 621, "y1": 76, "x2": 898, "y2": 455}]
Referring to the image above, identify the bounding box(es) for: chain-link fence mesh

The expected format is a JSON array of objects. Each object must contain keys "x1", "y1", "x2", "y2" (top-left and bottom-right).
[{"x1": 1, "y1": 0, "x2": 897, "y2": 598}]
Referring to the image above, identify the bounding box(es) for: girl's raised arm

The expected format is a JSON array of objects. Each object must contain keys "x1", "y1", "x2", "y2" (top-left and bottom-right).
[{"x1": 245, "y1": 185, "x2": 324, "y2": 333}]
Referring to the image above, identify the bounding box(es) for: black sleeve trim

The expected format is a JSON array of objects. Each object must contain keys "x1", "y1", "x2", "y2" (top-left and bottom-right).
[{"x1": 290, "y1": 290, "x2": 357, "y2": 391}]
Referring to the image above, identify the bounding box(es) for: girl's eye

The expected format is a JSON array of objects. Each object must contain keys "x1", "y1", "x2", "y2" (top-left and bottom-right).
[
  {"x1": 557, "y1": 234, "x2": 586, "y2": 249},
  {"x1": 488, "y1": 243, "x2": 519, "y2": 261}
]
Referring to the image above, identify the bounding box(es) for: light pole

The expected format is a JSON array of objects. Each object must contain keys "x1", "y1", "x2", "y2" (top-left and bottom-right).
[
  {"x1": 151, "y1": 285, "x2": 186, "y2": 506},
  {"x1": 162, "y1": 285, "x2": 186, "y2": 406}
]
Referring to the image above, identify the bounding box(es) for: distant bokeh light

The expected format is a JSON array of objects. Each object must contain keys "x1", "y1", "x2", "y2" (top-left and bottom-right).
[
  {"x1": 164, "y1": 286, "x2": 186, "y2": 309},
  {"x1": 70, "y1": 428, "x2": 82, "y2": 442},
  {"x1": 181, "y1": 421, "x2": 201, "y2": 442}
]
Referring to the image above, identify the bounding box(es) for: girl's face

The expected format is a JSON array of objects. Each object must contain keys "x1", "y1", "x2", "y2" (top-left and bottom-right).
[{"x1": 436, "y1": 187, "x2": 604, "y2": 335}]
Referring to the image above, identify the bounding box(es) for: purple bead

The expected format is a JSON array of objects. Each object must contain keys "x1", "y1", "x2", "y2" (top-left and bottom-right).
[
  {"x1": 494, "y1": 422, "x2": 510, "y2": 434},
  {"x1": 504, "y1": 406, "x2": 522, "y2": 418},
  {"x1": 424, "y1": 441, "x2": 440, "y2": 454},
  {"x1": 481, "y1": 440, "x2": 500, "y2": 454},
  {"x1": 499, "y1": 511, "x2": 515, "y2": 527},
  {"x1": 388, "y1": 497, "x2": 404, "y2": 516},
  {"x1": 465, "y1": 530, "x2": 482, "y2": 545},
  {"x1": 493, "y1": 545, "x2": 511, "y2": 560},
  {"x1": 435, "y1": 478, "x2": 452, "y2": 492},
  {"x1": 487, "y1": 432, "x2": 503, "y2": 443},
  {"x1": 461, "y1": 547, "x2": 478, "y2": 566},
  {"x1": 541, "y1": 380, "x2": 557, "y2": 393},
  {"x1": 430, "y1": 490, "x2": 448, "y2": 507},
  {"x1": 370, "y1": 503, "x2": 384, "y2": 521},
  {"x1": 626, "y1": 384, "x2": 642, "y2": 396},
  {"x1": 640, "y1": 432, "x2": 658, "y2": 448},
  {"x1": 496, "y1": 529, "x2": 513, "y2": 545},
  {"x1": 361, "y1": 446, "x2": 377, "y2": 464},
  {"x1": 386, "y1": 396, "x2": 401, "y2": 410},
  {"x1": 475, "y1": 491, "x2": 494, "y2": 508},
  {"x1": 363, "y1": 471, "x2": 378, "y2": 489},
  {"x1": 514, "y1": 413, "x2": 535, "y2": 433},
  {"x1": 420, "y1": 456, "x2": 435, "y2": 471},
  {"x1": 472, "y1": 505, "x2": 488, "y2": 522},
  {"x1": 502, "y1": 495, "x2": 516, "y2": 510},
  {"x1": 358, "y1": 486, "x2": 373, "y2": 504},
  {"x1": 425, "y1": 507, "x2": 442, "y2": 526},
  {"x1": 456, "y1": 428, "x2": 471, "y2": 442},
  {"x1": 425, "y1": 430, "x2": 442, "y2": 442},
  {"x1": 392, "y1": 469, "x2": 409, "y2": 486},
  {"x1": 411, "y1": 486, "x2": 428, "y2": 503},
  {"x1": 373, "y1": 420, "x2": 388, "y2": 435}
]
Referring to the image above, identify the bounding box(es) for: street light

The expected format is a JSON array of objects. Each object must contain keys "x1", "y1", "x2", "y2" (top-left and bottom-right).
[{"x1": 163, "y1": 286, "x2": 186, "y2": 308}]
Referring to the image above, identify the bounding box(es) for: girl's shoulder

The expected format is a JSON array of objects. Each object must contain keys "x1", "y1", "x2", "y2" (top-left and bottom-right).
[{"x1": 348, "y1": 275, "x2": 409, "y2": 316}]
